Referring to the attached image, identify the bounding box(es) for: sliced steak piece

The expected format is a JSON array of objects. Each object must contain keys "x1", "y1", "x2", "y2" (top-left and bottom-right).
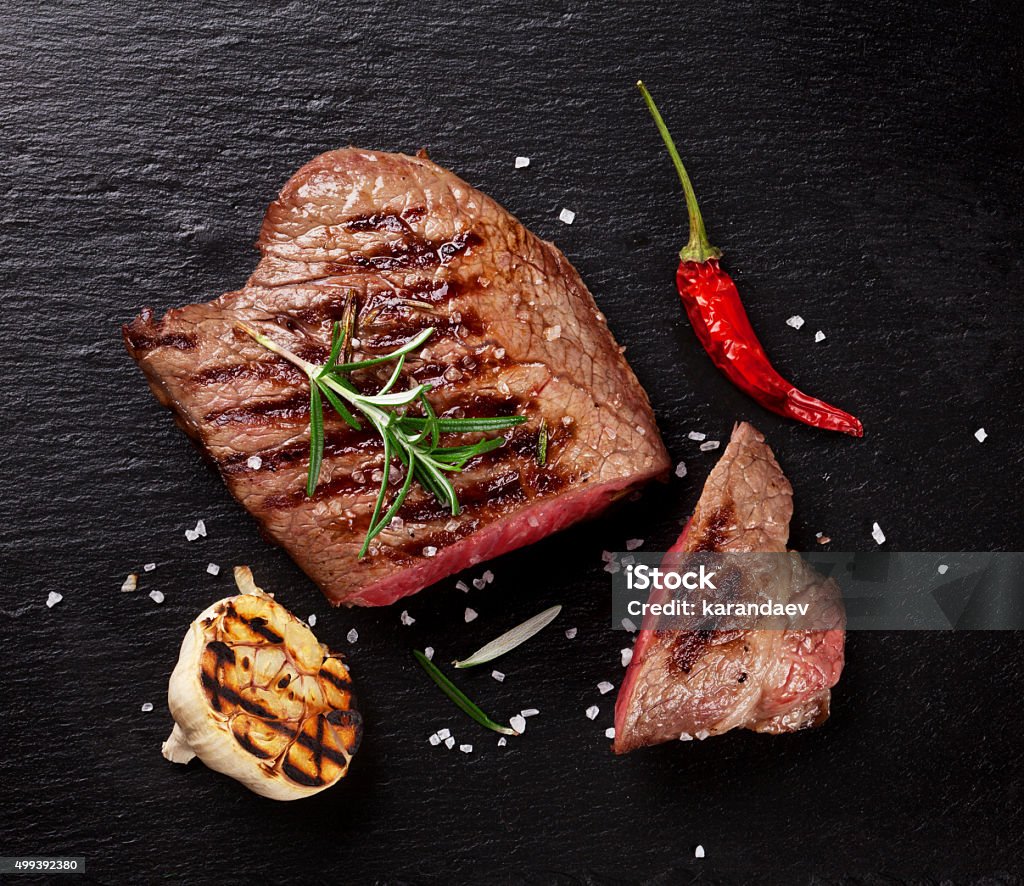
[
  {"x1": 612, "y1": 422, "x2": 845, "y2": 753},
  {"x1": 124, "y1": 148, "x2": 669, "y2": 606}
]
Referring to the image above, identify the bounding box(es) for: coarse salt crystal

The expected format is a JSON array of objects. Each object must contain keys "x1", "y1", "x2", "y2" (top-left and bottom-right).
[
  {"x1": 510, "y1": 714, "x2": 527, "y2": 734},
  {"x1": 679, "y1": 732, "x2": 693, "y2": 741},
  {"x1": 445, "y1": 737, "x2": 455, "y2": 749},
  {"x1": 695, "y1": 729, "x2": 711, "y2": 740},
  {"x1": 527, "y1": 515, "x2": 539, "y2": 528},
  {"x1": 597, "y1": 681, "x2": 614, "y2": 695},
  {"x1": 194, "y1": 519, "x2": 207, "y2": 537},
  {"x1": 688, "y1": 431, "x2": 706, "y2": 441},
  {"x1": 626, "y1": 539, "x2": 643, "y2": 551},
  {"x1": 514, "y1": 156, "x2": 530, "y2": 169},
  {"x1": 149, "y1": 590, "x2": 165, "y2": 604},
  {"x1": 422, "y1": 546, "x2": 437, "y2": 558},
  {"x1": 621, "y1": 618, "x2": 637, "y2": 632},
  {"x1": 786, "y1": 315, "x2": 805, "y2": 329},
  {"x1": 695, "y1": 845, "x2": 705, "y2": 859},
  {"x1": 437, "y1": 728, "x2": 451, "y2": 740},
  {"x1": 605, "y1": 727, "x2": 616, "y2": 739},
  {"x1": 143, "y1": 563, "x2": 156, "y2": 573},
  {"x1": 543, "y1": 325, "x2": 562, "y2": 341},
  {"x1": 975, "y1": 427, "x2": 988, "y2": 442},
  {"x1": 206, "y1": 563, "x2": 220, "y2": 576},
  {"x1": 620, "y1": 555, "x2": 635, "y2": 567},
  {"x1": 308, "y1": 614, "x2": 317, "y2": 627},
  {"x1": 400, "y1": 610, "x2": 415, "y2": 626},
  {"x1": 601, "y1": 550, "x2": 615, "y2": 562},
  {"x1": 347, "y1": 628, "x2": 358, "y2": 644},
  {"x1": 604, "y1": 562, "x2": 621, "y2": 574},
  {"x1": 871, "y1": 522, "x2": 886, "y2": 545},
  {"x1": 938, "y1": 564, "x2": 949, "y2": 575},
  {"x1": 498, "y1": 737, "x2": 507, "y2": 747},
  {"x1": 565, "y1": 627, "x2": 577, "y2": 639},
  {"x1": 424, "y1": 647, "x2": 434, "y2": 660},
  {"x1": 675, "y1": 461, "x2": 688, "y2": 478},
  {"x1": 455, "y1": 581, "x2": 470, "y2": 593},
  {"x1": 621, "y1": 647, "x2": 633, "y2": 667},
  {"x1": 141, "y1": 702, "x2": 154, "y2": 712},
  {"x1": 46, "y1": 592, "x2": 63, "y2": 608},
  {"x1": 814, "y1": 330, "x2": 826, "y2": 343},
  {"x1": 558, "y1": 208, "x2": 575, "y2": 224},
  {"x1": 700, "y1": 440, "x2": 720, "y2": 452},
  {"x1": 473, "y1": 577, "x2": 486, "y2": 590},
  {"x1": 247, "y1": 455, "x2": 263, "y2": 470},
  {"x1": 464, "y1": 608, "x2": 478, "y2": 623},
  {"x1": 585, "y1": 705, "x2": 599, "y2": 720},
  {"x1": 459, "y1": 744, "x2": 473, "y2": 754},
  {"x1": 521, "y1": 708, "x2": 539, "y2": 718},
  {"x1": 492, "y1": 670, "x2": 505, "y2": 682},
  {"x1": 482, "y1": 570, "x2": 494, "y2": 584},
  {"x1": 121, "y1": 574, "x2": 137, "y2": 593},
  {"x1": 494, "y1": 347, "x2": 506, "y2": 359},
  {"x1": 185, "y1": 529, "x2": 199, "y2": 542},
  {"x1": 429, "y1": 733, "x2": 441, "y2": 746}
]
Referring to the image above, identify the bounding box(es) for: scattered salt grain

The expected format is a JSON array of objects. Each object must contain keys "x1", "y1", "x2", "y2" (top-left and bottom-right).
[
  {"x1": 459, "y1": 744, "x2": 473, "y2": 754},
  {"x1": 422, "y1": 546, "x2": 438, "y2": 558},
  {"x1": 429, "y1": 733, "x2": 441, "y2": 746},
  {"x1": 585, "y1": 705, "x2": 599, "y2": 720},
  {"x1": 143, "y1": 563, "x2": 156, "y2": 573},
  {"x1": 498, "y1": 737, "x2": 507, "y2": 747},
  {"x1": 699, "y1": 440, "x2": 720, "y2": 452},
  {"x1": 141, "y1": 702, "x2": 154, "y2": 713},
  {"x1": 817, "y1": 535, "x2": 831, "y2": 545},
  {"x1": 473, "y1": 577, "x2": 487, "y2": 590},
  {"x1": 308, "y1": 614, "x2": 317, "y2": 627},
  {"x1": 938, "y1": 564, "x2": 949, "y2": 575},
  {"x1": 695, "y1": 845, "x2": 705, "y2": 859},
  {"x1": 424, "y1": 646, "x2": 434, "y2": 660},
  {"x1": 194, "y1": 519, "x2": 207, "y2": 537},
  {"x1": 347, "y1": 628, "x2": 359, "y2": 644},
  {"x1": 601, "y1": 550, "x2": 615, "y2": 562},
  {"x1": 975, "y1": 427, "x2": 988, "y2": 443},
  {"x1": 456, "y1": 580, "x2": 470, "y2": 593},
  {"x1": 605, "y1": 727, "x2": 616, "y2": 739},
  {"x1": 149, "y1": 590, "x2": 165, "y2": 604},
  {"x1": 814, "y1": 330, "x2": 826, "y2": 343},
  {"x1": 510, "y1": 714, "x2": 527, "y2": 734},
  {"x1": 514, "y1": 156, "x2": 530, "y2": 169},
  {"x1": 620, "y1": 555, "x2": 635, "y2": 567},
  {"x1": 206, "y1": 563, "x2": 220, "y2": 576},
  {"x1": 247, "y1": 455, "x2": 263, "y2": 470},
  {"x1": 871, "y1": 522, "x2": 886, "y2": 545},
  {"x1": 786, "y1": 315, "x2": 805, "y2": 330},
  {"x1": 604, "y1": 562, "x2": 621, "y2": 574},
  {"x1": 597, "y1": 681, "x2": 614, "y2": 695},
  {"x1": 492, "y1": 670, "x2": 505, "y2": 682},
  {"x1": 565, "y1": 627, "x2": 578, "y2": 639},
  {"x1": 121, "y1": 574, "x2": 138, "y2": 593},
  {"x1": 621, "y1": 618, "x2": 638, "y2": 633},
  {"x1": 46, "y1": 592, "x2": 62, "y2": 608},
  {"x1": 675, "y1": 461, "x2": 688, "y2": 478},
  {"x1": 185, "y1": 529, "x2": 199, "y2": 542},
  {"x1": 679, "y1": 732, "x2": 693, "y2": 741},
  {"x1": 687, "y1": 431, "x2": 706, "y2": 441},
  {"x1": 626, "y1": 539, "x2": 644, "y2": 551},
  {"x1": 464, "y1": 608, "x2": 478, "y2": 623},
  {"x1": 621, "y1": 647, "x2": 633, "y2": 667},
  {"x1": 521, "y1": 708, "x2": 539, "y2": 718},
  {"x1": 437, "y1": 728, "x2": 451, "y2": 740},
  {"x1": 543, "y1": 324, "x2": 562, "y2": 341},
  {"x1": 445, "y1": 737, "x2": 455, "y2": 749},
  {"x1": 695, "y1": 729, "x2": 711, "y2": 740},
  {"x1": 400, "y1": 610, "x2": 415, "y2": 626},
  {"x1": 482, "y1": 570, "x2": 495, "y2": 584},
  {"x1": 558, "y1": 208, "x2": 576, "y2": 225}
]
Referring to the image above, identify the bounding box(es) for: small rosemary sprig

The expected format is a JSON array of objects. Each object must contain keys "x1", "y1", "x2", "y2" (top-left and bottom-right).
[
  {"x1": 236, "y1": 320, "x2": 526, "y2": 556},
  {"x1": 413, "y1": 650, "x2": 518, "y2": 735}
]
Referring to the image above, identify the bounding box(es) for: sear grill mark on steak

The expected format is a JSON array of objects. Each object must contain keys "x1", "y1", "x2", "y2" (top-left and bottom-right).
[{"x1": 123, "y1": 148, "x2": 669, "y2": 606}]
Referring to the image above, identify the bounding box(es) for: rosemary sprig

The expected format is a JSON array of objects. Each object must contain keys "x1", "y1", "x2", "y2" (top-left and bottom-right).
[
  {"x1": 453, "y1": 604, "x2": 562, "y2": 668},
  {"x1": 413, "y1": 650, "x2": 518, "y2": 735},
  {"x1": 236, "y1": 319, "x2": 526, "y2": 556},
  {"x1": 536, "y1": 418, "x2": 548, "y2": 467}
]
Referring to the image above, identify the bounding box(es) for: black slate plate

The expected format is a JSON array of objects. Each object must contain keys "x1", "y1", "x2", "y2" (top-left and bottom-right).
[{"x1": 2, "y1": 2, "x2": 1023, "y2": 883}]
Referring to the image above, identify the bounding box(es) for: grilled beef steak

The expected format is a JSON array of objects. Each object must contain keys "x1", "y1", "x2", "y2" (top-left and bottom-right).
[
  {"x1": 613, "y1": 422, "x2": 845, "y2": 753},
  {"x1": 124, "y1": 148, "x2": 669, "y2": 606}
]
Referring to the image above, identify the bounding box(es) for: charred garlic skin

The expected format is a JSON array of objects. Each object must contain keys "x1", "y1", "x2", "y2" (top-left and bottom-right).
[{"x1": 163, "y1": 566, "x2": 361, "y2": 800}]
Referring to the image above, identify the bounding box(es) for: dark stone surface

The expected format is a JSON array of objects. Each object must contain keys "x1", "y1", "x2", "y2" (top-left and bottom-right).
[{"x1": 2, "y1": 1, "x2": 1022, "y2": 882}]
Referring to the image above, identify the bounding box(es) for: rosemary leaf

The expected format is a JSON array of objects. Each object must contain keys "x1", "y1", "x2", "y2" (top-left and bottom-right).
[
  {"x1": 306, "y1": 381, "x2": 325, "y2": 497},
  {"x1": 453, "y1": 605, "x2": 562, "y2": 668},
  {"x1": 400, "y1": 415, "x2": 528, "y2": 434},
  {"x1": 413, "y1": 650, "x2": 517, "y2": 735},
  {"x1": 329, "y1": 327, "x2": 434, "y2": 373},
  {"x1": 537, "y1": 418, "x2": 548, "y2": 467},
  {"x1": 317, "y1": 378, "x2": 361, "y2": 430}
]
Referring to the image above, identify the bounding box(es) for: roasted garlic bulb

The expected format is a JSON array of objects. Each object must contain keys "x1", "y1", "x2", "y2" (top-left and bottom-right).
[{"x1": 162, "y1": 566, "x2": 361, "y2": 800}]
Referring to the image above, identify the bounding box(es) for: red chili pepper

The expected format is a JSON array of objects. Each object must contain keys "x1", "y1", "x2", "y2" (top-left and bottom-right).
[{"x1": 637, "y1": 81, "x2": 864, "y2": 438}]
